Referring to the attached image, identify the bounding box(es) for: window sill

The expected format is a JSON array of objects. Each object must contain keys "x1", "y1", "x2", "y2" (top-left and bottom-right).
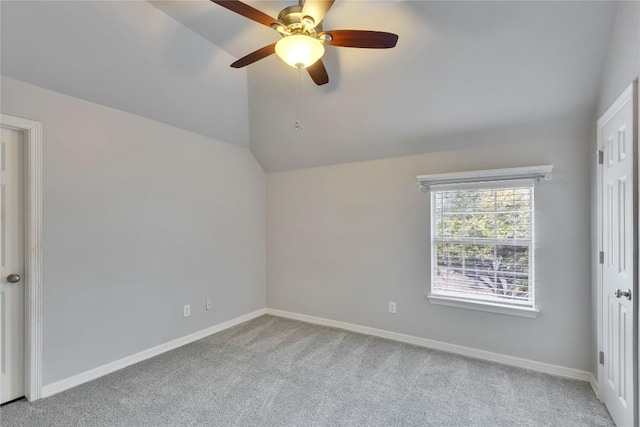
[{"x1": 427, "y1": 295, "x2": 539, "y2": 318}]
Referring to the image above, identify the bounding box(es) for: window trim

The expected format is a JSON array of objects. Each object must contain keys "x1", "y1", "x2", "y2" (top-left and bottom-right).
[
  {"x1": 417, "y1": 165, "x2": 553, "y2": 190},
  {"x1": 419, "y1": 167, "x2": 552, "y2": 318},
  {"x1": 427, "y1": 295, "x2": 539, "y2": 318}
]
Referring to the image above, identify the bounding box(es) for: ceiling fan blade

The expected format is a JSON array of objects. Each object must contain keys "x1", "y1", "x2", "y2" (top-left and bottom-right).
[
  {"x1": 210, "y1": 0, "x2": 280, "y2": 29},
  {"x1": 306, "y1": 60, "x2": 329, "y2": 86},
  {"x1": 231, "y1": 43, "x2": 277, "y2": 68},
  {"x1": 322, "y1": 30, "x2": 399, "y2": 48},
  {"x1": 301, "y1": 0, "x2": 335, "y2": 26}
]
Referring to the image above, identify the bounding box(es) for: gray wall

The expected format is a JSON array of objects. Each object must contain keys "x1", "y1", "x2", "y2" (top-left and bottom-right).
[
  {"x1": 596, "y1": 1, "x2": 640, "y2": 118},
  {"x1": 267, "y1": 113, "x2": 593, "y2": 371},
  {"x1": 1, "y1": 77, "x2": 266, "y2": 386},
  {"x1": 590, "y1": 0, "x2": 640, "y2": 375}
]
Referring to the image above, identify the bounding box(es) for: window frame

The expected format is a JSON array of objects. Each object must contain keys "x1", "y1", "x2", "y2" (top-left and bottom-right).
[{"x1": 427, "y1": 179, "x2": 539, "y2": 318}]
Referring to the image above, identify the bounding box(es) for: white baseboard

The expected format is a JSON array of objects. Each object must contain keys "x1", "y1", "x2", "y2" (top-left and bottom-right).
[
  {"x1": 265, "y1": 308, "x2": 593, "y2": 383},
  {"x1": 41, "y1": 308, "x2": 267, "y2": 398},
  {"x1": 589, "y1": 373, "x2": 600, "y2": 400},
  {"x1": 40, "y1": 307, "x2": 597, "y2": 400}
]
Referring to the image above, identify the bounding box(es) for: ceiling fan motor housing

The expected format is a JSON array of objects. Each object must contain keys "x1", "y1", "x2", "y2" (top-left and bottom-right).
[{"x1": 276, "y1": 5, "x2": 322, "y2": 36}]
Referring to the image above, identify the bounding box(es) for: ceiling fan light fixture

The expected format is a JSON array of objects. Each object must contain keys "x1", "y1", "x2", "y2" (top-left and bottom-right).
[{"x1": 275, "y1": 34, "x2": 325, "y2": 69}]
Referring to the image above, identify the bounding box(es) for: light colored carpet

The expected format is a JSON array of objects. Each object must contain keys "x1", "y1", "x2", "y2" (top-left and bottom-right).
[{"x1": 1, "y1": 315, "x2": 613, "y2": 426}]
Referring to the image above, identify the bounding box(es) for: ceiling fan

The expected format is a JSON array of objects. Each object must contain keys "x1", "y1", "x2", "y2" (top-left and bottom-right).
[{"x1": 210, "y1": 0, "x2": 399, "y2": 86}]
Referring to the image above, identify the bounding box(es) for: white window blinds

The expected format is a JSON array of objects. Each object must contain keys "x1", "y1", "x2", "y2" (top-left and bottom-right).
[{"x1": 431, "y1": 180, "x2": 534, "y2": 307}]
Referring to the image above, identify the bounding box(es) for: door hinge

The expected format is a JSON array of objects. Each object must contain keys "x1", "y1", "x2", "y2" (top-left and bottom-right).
[
  {"x1": 599, "y1": 351, "x2": 604, "y2": 365},
  {"x1": 598, "y1": 150, "x2": 604, "y2": 165},
  {"x1": 599, "y1": 251, "x2": 604, "y2": 264}
]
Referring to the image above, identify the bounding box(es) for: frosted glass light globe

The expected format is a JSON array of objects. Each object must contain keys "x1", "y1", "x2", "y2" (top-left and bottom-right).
[{"x1": 275, "y1": 34, "x2": 325, "y2": 68}]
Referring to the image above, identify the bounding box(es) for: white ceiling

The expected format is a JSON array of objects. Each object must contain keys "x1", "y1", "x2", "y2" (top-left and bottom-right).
[
  {"x1": 1, "y1": 1, "x2": 619, "y2": 172},
  {"x1": 152, "y1": 0, "x2": 618, "y2": 172},
  {"x1": 1, "y1": 1, "x2": 250, "y2": 147}
]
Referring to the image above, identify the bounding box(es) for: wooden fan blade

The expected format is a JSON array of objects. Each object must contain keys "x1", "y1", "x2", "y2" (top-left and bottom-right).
[
  {"x1": 301, "y1": 0, "x2": 335, "y2": 26},
  {"x1": 306, "y1": 60, "x2": 329, "y2": 86},
  {"x1": 322, "y1": 30, "x2": 399, "y2": 48},
  {"x1": 231, "y1": 43, "x2": 277, "y2": 68},
  {"x1": 210, "y1": 0, "x2": 280, "y2": 29}
]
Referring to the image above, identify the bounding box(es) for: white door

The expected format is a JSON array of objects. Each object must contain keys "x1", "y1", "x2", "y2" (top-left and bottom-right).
[
  {"x1": 0, "y1": 126, "x2": 25, "y2": 404},
  {"x1": 600, "y1": 84, "x2": 636, "y2": 427}
]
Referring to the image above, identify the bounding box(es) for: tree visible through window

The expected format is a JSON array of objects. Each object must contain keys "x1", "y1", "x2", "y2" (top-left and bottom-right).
[{"x1": 431, "y1": 182, "x2": 534, "y2": 307}]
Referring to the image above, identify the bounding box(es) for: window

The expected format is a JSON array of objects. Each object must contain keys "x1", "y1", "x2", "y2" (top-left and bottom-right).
[
  {"x1": 428, "y1": 179, "x2": 540, "y2": 317},
  {"x1": 417, "y1": 166, "x2": 551, "y2": 317}
]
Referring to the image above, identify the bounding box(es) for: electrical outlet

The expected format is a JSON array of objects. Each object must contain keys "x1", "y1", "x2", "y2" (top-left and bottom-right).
[
  {"x1": 183, "y1": 305, "x2": 191, "y2": 317},
  {"x1": 206, "y1": 299, "x2": 212, "y2": 310},
  {"x1": 388, "y1": 301, "x2": 397, "y2": 314}
]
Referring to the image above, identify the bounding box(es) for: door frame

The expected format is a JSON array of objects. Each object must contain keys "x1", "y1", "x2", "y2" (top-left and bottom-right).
[
  {"x1": 0, "y1": 114, "x2": 42, "y2": 401},
  {"x1": 596, "y1": 81, "x2": 639, "y2": 424}
]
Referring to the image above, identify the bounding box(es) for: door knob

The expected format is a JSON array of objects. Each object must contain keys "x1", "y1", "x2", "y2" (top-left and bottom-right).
[
  {"x1": 6, "y1": 274, "x2": 20, "y2": 283},
  {"x1": 615, "y1": 289, "x2": 632, "y2": 300}
]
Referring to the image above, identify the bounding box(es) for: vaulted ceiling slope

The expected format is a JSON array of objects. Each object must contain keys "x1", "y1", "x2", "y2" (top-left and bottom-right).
[
  {"x1": 0, "y1": 1, "x2": 250, "y2": 147},
  {"x1": 2, "y1": 1, "x2": 618, "y2": 172},
  {"x1": 153, "y1": 1, "x2": 618, "y2": 172}
]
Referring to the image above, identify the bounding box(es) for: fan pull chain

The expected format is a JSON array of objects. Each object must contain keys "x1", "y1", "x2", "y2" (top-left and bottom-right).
[{"x1": 295, "y1": 64, "x2": 304, "y2": 130}]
